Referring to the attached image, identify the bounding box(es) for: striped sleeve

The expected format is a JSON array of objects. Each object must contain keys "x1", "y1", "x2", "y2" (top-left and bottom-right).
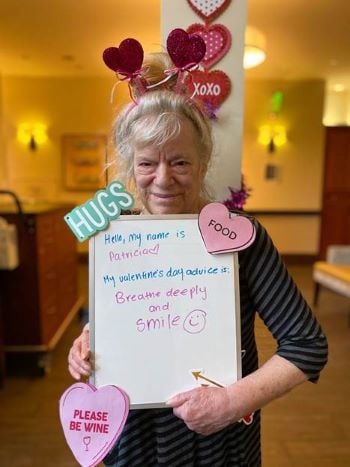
[{"x1": 239, "y1": 219, "x2": 328, "y2": 382}]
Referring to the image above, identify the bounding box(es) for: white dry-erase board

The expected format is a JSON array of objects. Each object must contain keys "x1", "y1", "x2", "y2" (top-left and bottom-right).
[{"x1": 90, "y1": 215, "x2": 241, "y2": 408}]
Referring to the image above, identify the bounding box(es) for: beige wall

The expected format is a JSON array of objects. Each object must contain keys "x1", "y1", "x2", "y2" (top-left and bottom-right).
[
  {"x1": 323, "y1": 89, "x2": 350, "y2": 126},
  {"x1": 242, "y1": 79, "x2": 325, "y2": 254},
  {"x1": 2, "y1": 75, "x2": 129, "y2": 204},
  {"x1": 243, "y1": 79, "x2": 325, "y2": 210}
]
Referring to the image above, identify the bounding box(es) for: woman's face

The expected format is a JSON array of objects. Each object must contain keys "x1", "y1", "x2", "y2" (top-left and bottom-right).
[{"x1": 133, "y1": 119, "x2": 207, "y2": 214}]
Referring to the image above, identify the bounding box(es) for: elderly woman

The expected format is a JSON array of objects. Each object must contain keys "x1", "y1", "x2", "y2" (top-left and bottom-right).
[{"x1": 68, "y1": 51, "x2": 328, "y2": 466}]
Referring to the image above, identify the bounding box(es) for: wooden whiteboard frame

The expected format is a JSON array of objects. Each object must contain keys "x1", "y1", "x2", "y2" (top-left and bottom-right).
[{"x1": 89, "y1": 214, "x2": 241, "y2": 408}]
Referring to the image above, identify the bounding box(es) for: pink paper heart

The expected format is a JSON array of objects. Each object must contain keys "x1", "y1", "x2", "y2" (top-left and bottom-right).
[
  {"x1": 187, "y1": 24, "x2": 231, "y2": 70},
  {"x1": 59, "y1": 383, "x2": 129, "y2": 467},
  {"x1": 187, "y1": 0, "x2": 232, "y2": 23},
  {"x1": 103, "y1": 38, "x2": 144, "y2": 75},
  {"x1": 198, "y1": 203, "x2": 256, "y2": 254},
  {"x1": 166, "y1": 28, "x2": 206, "y2": 68}
]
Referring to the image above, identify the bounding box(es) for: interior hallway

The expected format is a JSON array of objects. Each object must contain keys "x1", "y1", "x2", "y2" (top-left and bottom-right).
[{"x1": 0, "y1": 264, "x2": 349, "y2": 466}]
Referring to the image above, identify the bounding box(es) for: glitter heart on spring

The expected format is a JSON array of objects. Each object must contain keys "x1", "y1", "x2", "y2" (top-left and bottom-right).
[
  {"x1": 103, "y1": 38, "x2": 144, "y2": 76},
  {"x1": 166, "y1": 28, "x2": 206, "y2": 68}
]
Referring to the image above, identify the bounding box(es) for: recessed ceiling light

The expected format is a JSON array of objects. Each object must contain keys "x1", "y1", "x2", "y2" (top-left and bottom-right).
[{"x1": 332, "y1": 84, "x2": 345, "y2": 92}]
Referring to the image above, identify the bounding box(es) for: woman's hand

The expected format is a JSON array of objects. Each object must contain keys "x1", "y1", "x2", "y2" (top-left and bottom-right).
[
  {"x1": 68, "y1": 324, "x2": 92, "y2": 380},
  {"x1": 167, "y1": 355, "x2": 308, "y2": 436},
  {"x1": 166, "y1": 386, "x2": 239, "y2": 436}
]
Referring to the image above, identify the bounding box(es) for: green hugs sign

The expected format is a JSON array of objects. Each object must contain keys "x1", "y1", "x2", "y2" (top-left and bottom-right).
[{"x1": 64, "y1": 181, "x2": 134, "y2": 242}]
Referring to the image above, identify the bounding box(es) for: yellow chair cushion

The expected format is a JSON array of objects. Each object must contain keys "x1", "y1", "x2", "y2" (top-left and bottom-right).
[{"x1": 313, "y1": 262, "x2": 350, "y2": 283}]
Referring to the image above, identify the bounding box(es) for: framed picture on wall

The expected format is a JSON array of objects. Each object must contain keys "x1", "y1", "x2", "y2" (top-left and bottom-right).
[{"x1": 62, "y1": 134, "x2": 107, "y2": 190}]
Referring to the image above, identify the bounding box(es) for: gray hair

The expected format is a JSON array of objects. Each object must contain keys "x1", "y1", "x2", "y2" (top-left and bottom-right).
[{"x1": 111, "y1": 90, "x2": 213, "y2": 189}]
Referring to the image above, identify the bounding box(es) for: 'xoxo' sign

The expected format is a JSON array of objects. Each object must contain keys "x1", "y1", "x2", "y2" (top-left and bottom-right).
[
  {"x1": 186, "y1": 70, "x2": 231, "y2": 109},
  {"x1": 193, "y1": 81, "x2": 222, "y2": 96}
]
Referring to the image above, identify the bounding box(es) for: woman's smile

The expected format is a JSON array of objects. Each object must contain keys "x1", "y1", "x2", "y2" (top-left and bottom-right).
[{"x1": 151, "y1": 192, "x2": 181, "y2": 199}]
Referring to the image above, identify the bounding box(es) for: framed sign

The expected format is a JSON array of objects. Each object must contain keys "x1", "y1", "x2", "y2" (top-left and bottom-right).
[
  {"x1": 89, "y1": 215, "x2": 241, "y2": 408},
  {"x1": 62, "y1": 134, "x2": 106, "y2": 190}
]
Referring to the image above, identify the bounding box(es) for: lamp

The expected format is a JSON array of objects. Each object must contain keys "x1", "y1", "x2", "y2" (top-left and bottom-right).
[
  {"x1": 258, "y1": 91, "x2": 287, "y2": 153},
  {"x1": 258, "y1": 124, "x2": 287, "y2": 153},
  {"x1": 17, "y1": 122, "x2": 48, "y2": 151},
  {"x1": 244, "y1": 26, "x2": 266, "y2": 69}
]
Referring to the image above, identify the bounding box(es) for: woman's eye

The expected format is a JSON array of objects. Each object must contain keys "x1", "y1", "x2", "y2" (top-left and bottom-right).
[
  {"x1": 138, "y1": 161, "x2": 154, "y2": 168},
  {"x1": 136, "y1": 160, "x2": 155, "y2": 174}
]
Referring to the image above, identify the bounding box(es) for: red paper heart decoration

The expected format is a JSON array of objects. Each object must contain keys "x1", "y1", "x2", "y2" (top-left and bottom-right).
[
  {"x1": 187, "y1": 24, "x2": 231, "y2": 70},
  {"x1": 187, "y1": 0, "x2": 232, "y2": 23},
  {"x1": 103, "y1": 38, "x2": 144, "y2": 75},
  {"x1": 166, "y1": 28, "x2": 206, "y2": 68},
  {"x1": 186, "y1": 69, "x2": 231, "y2": 108}
]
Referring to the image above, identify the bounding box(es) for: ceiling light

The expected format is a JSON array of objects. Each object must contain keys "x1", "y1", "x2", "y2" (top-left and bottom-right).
[
  {"x1": 244, "y1": 26, "x2": 266, "y2": 69},
  {"x1": 332, "y1": 84, "x2": 345, "y2": 92}
]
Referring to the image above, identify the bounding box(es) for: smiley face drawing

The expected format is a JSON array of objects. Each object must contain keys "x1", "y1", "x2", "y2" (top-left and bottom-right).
[{"x1": 183, "y1": 309, "x2": 207, "y2": 334}]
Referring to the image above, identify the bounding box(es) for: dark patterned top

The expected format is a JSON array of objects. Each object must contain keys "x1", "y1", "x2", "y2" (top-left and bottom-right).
[{"x1": 103, "y1": 219, "x2": 328, "y2": 466}]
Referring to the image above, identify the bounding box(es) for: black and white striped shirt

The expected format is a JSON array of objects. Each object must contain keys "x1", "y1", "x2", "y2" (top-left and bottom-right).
[{"x1": 103, "y1": 219, "x2": 328, "y2": 466}]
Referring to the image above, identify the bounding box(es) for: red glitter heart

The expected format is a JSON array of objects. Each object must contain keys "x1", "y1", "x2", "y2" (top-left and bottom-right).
[
  {"x1": 187, "y1": 0, "x2": 232, "y2": 24},
  {"x1": 186, "y1": 69, "x2": 231, "y2": 108},
  {"x1": 166, "y1": 28, "x2": 206, "y2": 69},
  {"x1": 103, "y1": 38, "x2": 144, "y2": 75},
  {"x1": 187, "y1": 24, "x2": 231, "y2": 70}
]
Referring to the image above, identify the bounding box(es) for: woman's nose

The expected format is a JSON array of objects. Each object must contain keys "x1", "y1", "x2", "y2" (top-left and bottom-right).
[{"x1": 154, "y1": 163, "x2": 174, "y2": 185}]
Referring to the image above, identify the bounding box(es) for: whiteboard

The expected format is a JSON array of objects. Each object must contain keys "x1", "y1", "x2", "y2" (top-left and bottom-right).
[{"x1": 90, "y1": 215, "x2": 241, "y2": 408}]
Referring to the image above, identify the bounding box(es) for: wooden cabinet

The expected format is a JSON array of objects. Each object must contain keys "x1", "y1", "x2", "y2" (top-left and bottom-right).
[
  {"x1": 0, "y1": 206, "x2": 84, "y2": 350},
  {"x1": 319, "y1": 127, "x2": 350, "y2": 259}
]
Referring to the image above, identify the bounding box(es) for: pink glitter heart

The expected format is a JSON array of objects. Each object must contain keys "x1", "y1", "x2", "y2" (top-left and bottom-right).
[
  {"x1": 198, "y1": 203, "x2": 256, "y2": 254},
  {"x1": 187, "y1": 24, "x2": 231, "y2": 70},
  {"x1": 59, "y1": 383, "x2": 129, "y2": 467},
  {"x1": 103, "y1": 38, "x2": 144, "y2": 75},
  {"x1": 166, "y1": 28, "x2": 206, "y2": 68}
]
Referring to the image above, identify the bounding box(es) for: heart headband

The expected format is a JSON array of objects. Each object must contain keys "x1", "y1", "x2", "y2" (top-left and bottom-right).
[{"x1": 103, "y1": 28, "x2": 206, "y2": 102}]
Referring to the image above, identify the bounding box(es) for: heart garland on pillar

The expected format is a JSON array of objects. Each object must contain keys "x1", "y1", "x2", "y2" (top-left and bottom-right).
[
  {"x1": 187, "y1": 23, "x2": 231, "y2": 70},
  {"x1": 186, "y1": 69, "x2": 231, "y2": 116},
  {"x1": 187, "y1": 0, "x2": 232, "y2": 23}
]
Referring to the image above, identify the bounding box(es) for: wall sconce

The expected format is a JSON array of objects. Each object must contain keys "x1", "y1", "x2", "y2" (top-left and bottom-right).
[
  {"x1": 258, "y1": 124, "x2": 287, "y2": 153},
  {"x1": 17, "y1": 122, "x2": 48, "y2": 151}
]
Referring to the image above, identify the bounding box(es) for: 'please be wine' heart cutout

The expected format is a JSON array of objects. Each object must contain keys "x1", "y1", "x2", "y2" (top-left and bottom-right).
[
  {"x1": 103, "y1": 38, "x2": 144, "y2": 75},
  {"x1": 59, "y1": 383, "x2": 129, "y2": 467},
  {"x1": 198, "y1": 203, "x2": 256, "y2": 254},
  {"x1": 187, "y1": 24, "x2": 232, "y2": 70},
  {"x1": 187, "y1": 0, "x2": 232, "y2": 23},
  {"x1": 166, "y1": 28, "x2": 206, "y2": 68}
]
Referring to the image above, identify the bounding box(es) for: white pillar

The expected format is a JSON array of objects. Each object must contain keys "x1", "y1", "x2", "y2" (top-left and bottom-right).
[{"x1": 161, "y1": 0, "x2": 247, "y2": 200}]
